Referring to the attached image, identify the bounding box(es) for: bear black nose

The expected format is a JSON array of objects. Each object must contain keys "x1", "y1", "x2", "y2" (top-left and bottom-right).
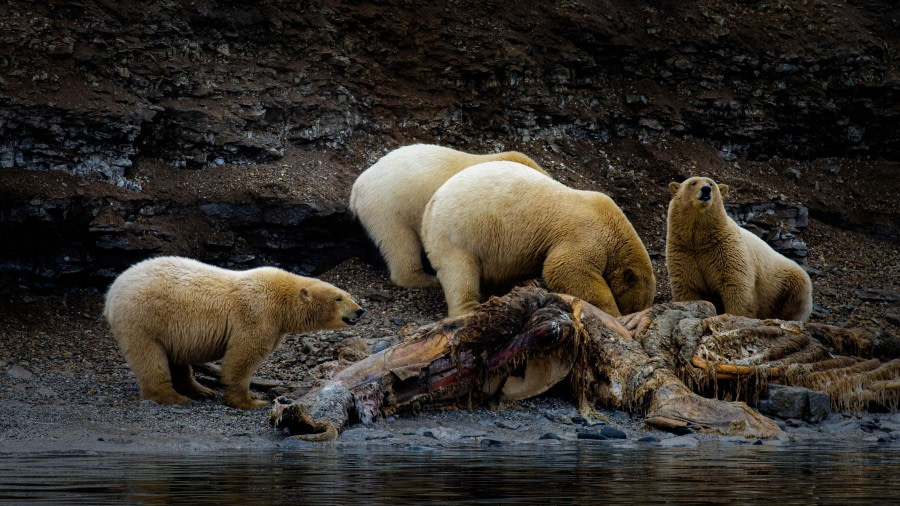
[
  {"x1": 700, "y1": 185, "x2": 712, "y2": 195},
  {"x1": 355, "y1": 308, "x2": 365, "y2": 317}
]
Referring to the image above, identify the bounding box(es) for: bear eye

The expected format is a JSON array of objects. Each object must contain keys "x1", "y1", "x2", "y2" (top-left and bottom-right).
[
  {"x1": 690, "y1": 181, "x2": 696, "y2": 187},
  {"x1": 335, "y1": 297, "x2": 343, "y2": 302}
]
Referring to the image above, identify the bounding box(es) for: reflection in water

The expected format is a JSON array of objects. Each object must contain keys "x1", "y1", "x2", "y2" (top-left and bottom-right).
[{"x1": 1, "y1": 442, "x2": 898, "y2": 503}]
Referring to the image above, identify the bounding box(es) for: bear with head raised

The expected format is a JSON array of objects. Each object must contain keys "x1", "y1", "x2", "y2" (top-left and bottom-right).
[
  {"x1": 421, "y1": 161, "x2": 656, "y2": 317},
  {"x1": 104, "y1": 256, "x2": 364, "y2": 409},
  {"x1": 666, "y1": 176, "x2": 812, "y2": 321},
  {"x1": 350, "y1": 144, "x2": 547, "y2": 289}
]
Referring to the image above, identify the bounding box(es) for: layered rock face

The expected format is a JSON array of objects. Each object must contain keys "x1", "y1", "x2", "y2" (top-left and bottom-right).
[{"x1": 0, "y1": 0, "x2": 897, "y2": 286}]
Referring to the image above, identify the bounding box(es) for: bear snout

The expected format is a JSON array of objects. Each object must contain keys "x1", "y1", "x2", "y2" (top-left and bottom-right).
[
  {"x1": 699, "y1": 185, "x2": 712, "y2": 201},
  {"x1": 342, "y1": 307, "x2": 366, "y2": 325}
]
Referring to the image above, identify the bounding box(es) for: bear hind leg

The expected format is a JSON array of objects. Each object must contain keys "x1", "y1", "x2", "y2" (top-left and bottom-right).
[
  {"x1": 380, "y1": 226, "x2": 440, "y2": 288},
  {"x1": 542, "y1": 251, "x2": 622, "y2": 316},
  {"x1": 124, "y1": 339, "x2": 190, "y2": 405},
  {"x1": 170, "y1": 363, "x2": 216, "y2": 400}
]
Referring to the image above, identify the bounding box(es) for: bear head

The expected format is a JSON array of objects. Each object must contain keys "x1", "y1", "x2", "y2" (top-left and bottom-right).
[
  {"x1": 273, "y1": 275, "x2": 364, "y2": 332},
  {"x1": 300, "y1": 281, "x2": 365, "y2": 330},
  {"x1": 668, "y1": 176, "x2": 729, "y2": 215},
  {"x1": 608, "y1": 266, "x2": 656, "y2": 315}
]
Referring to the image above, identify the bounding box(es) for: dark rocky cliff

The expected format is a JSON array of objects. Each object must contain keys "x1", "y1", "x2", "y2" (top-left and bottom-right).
[{"x1": 0, "y1": 0, "x2": 898, "y2": 294}]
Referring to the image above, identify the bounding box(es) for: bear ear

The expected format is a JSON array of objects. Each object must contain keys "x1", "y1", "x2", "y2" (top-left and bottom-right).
[
  {"x1": 719, "y1": 184, "x2": 729, "y2": 197},
  {"x1": 668, "y1": 182, "x2": 681, "y2": 196},
  {"x1": 300, "y1": 287, "x2": 312, "y2": 302}
]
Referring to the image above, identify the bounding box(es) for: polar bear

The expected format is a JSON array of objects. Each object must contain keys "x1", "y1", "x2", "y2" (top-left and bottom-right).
[
  {"x1": 666, "y1": 176, "x2": 812, "y2": 321},
  {"x1": 349, "y1": 144, "x2": 547, "y2": 288},
  {"x1": 104, "y1": 256, "x2": 364, "y2": 409},
  {"x1": 421, "y1": 161, "x2": 656, "y2": 317}
]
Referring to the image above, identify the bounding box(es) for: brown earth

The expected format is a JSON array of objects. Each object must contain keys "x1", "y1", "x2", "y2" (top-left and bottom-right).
[{"x1": 0, "y1": 0, "x2": 898, "y2": 452}]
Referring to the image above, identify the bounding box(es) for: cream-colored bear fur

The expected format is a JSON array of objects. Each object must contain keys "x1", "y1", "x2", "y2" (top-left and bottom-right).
[
  {"x1": 422, "y1": 161, "x2": 656, "y2": 317},
  {"x1": 349, "y1": 144, "x2": 547, "y2": 288},
  {"x1": 104, "y1": 256, "x2": 364, "y2": 409},
  {"x1": 666, "y1": 176, "x2": 812, "y2": 321}
]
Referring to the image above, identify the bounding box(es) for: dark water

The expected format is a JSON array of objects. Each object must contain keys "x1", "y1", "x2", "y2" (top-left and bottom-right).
[{"x1": 1, "y1": 442, "x2": 898, "y2": 504}]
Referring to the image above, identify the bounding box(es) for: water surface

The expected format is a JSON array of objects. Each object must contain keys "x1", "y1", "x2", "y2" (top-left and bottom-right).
[{"x1": 2, "y1": 442, "x2": 897, "y2": 504}]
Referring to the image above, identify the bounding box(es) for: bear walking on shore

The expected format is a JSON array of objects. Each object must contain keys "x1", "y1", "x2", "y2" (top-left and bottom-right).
[
  {"x1": 104, "y1": 256, "x2": 364, "y2": 409},
  {"x1": 666, "y1": 176, "x2": 812, "y2": 321},
  {"x1": 422, "y1": 161, "x2": 656, "y2": 317},
  {"x1": 350, "y1": 144, "x2": 547, "y2": 289}
]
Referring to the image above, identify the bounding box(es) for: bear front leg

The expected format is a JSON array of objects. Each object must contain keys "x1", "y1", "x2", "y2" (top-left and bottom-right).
[
  {"x1": 670, "y1": 282, "x2": 706, "y2": 304},
  {"x1": 220, "y1": 337, "x2": 272, "y2": 409},
  {"x1": 381, "y1": 225, "x2": 441, "y2": 288},
  {"x1": 719, "y1": 276, "x2": 757, "y2": 318},
  {"x1": 434, "y1": 249, "x2": 482, "y2": 317},
  {"x1": 542, "y1": 251, "x2": 622, "y2": 317}
]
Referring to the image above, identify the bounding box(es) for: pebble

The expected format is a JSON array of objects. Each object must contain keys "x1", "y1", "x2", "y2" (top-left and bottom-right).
[
  {"x1": 362, "y1": 288, "x2": 393, "y2": 302},
  {"x1": 659, "y1": 435, "x2": 698, "y2": 448},
  {"x1": 886, "y1": 312, "x2": 900, "y2": 327},
  {"x1": 6, "y1": 365, "x2": 34, "y2": 381},
  {"x1": 572, "y1": 415, "x2": 605, "y2": 426},
  {"x1": 371, "y1": 340, "x2": 391, "y2": 353},
  {"x1": 36, "y1": 387, "x2": 57, "y2": 398},
  {"x1": 542, "y1": 411, "x2": 574, "y2": 425},
  {"x1": 406, "y1": 445, "x2": 438, "y2": 452},
  {"x1": 338, "y1": 427, "x2": 370, "y2": 441},
  {"x1": 576, "y1": 432, "x2": 607, "y2": 440},
  {"x1": 496, "y1": 420, "x2": 521, "y2": 430},
  {"x1": 600, "y1": 426, "x2": 627, "y2": 439},
  {"x1": 637, "y1": 435, "x2": 660, "y2": 443},
  {"x1": 860, "y1": 420, "x2": 879, "y2": 433},
  {"x1": 365, "y1": 430, "x2": 393, "y2": 440},
  {"x1": 539, "y1": 433, "x2": 563, "y2": 440},
  {"x1": 421, "y1": 427, "x2": 460, "y2": 441}
]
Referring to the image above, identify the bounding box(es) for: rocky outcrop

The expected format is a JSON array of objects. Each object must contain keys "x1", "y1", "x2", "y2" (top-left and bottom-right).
[
  {"x1": 0, "y1": 0, "x2": 897, "y2": 286},
  {"x1": 2, "y1": 1, "x2": 897, "y2": 178},
  {"x1": 0, "y1": 172, "x2": 373, "y2": 287},
  {"x1": 727, "y1": 202, "x2": 809, "y2": 263}
]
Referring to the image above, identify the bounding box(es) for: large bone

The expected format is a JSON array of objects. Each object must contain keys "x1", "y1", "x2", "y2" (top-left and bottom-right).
[
  {"x1": 271, "y1": 287, "x2": 895, "y2": 442},
  {"x1": 573, "y1": 300, "x2": 783, "y2": 438},
  {"x1": 270, "y1": 288, "x2": 577, "y2": 441}
]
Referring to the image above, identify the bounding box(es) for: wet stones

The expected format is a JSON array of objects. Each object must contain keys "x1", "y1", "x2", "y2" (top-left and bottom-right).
[
  {"x1": 659, "y1": 435, "x2": 699, "y2": 448},
  {"x1": 6, "y1": 364, "x2": 35, "y2": 381},
  {"x1": 600, "y1": 426, "x2": 627, "y2": 439},
  {"x1": 757, "y1": 384, "x2": 830, "y2": 423}
]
